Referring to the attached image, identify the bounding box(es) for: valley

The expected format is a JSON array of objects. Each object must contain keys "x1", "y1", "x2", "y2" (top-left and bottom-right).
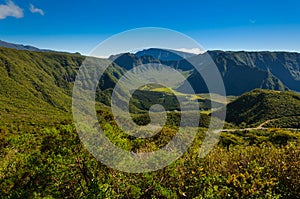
[{"x1": 0, "y1": 45, "x2": 299, "y2": 198}]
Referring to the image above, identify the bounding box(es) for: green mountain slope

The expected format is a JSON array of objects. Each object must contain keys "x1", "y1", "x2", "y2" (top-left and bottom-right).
[
  {"x1": 1, "y1": 46, "x2": 300, "y2": 128},
  {"x1": 209, "y1": 51, "x2": 300, "y2": 92},
  {"x1": 112, "y1": 50, "x2": 299, "y2": 95},
  {"x1": 220, "y1": 89, "x2": 300, "y2": 126},
  {"x1": 178, "y1": 51, "x2": 292, "y2": 95},
  {"x1": 0, "y1": 47, "x2": 83, "y2": 124}
]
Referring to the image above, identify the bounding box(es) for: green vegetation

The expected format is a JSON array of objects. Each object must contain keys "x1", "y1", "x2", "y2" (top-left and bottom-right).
[
  {"x1": 129, "y1": 84, "x2": 227, "y2": 115},
  {"x1": 0, "y1": 122, "x2": 299, "y2": 198},
  {"x1": 207, "y1": 50, "x2": 300, "y2": 94},
  {"x1": 0, "y1": 47, "x2": 299, "y2": 198},
  {"x1": 0, "y1": 47, "x2": 82, "y2": 126},
  {"x1": 219, "y1": 128, "x2": 300, "y2": 147},
  {"x1": 221, "y1": 89, "x2": 300, "y2": 127},
  {"x1": 263, "y1": 116, "x2": 300, "y2": 128}
]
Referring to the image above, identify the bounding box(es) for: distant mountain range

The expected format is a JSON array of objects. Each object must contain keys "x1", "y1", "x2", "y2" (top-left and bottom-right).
[
  {"x1": 208, "y1": 50, "x2": 300, "y2": 94},
  {"x1": 135, "y1": 48, "x2": 197, "y2": 61},
  {"x1": 1, "y1": 41, "x2": 300, "y2": 127},
  {"x1": 0, "y1": 40, "x2": 54, "y2": 52},
  {"x1": 0, "y1": 40, "x2": 300, "y2": 97},
  {"x1": 110, "y1": 49, "x2": 299, "y2": 95}
]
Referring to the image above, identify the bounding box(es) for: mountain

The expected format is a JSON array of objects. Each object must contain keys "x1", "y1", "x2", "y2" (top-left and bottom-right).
[
  {"x1": 1, "y1": 40, "x2": 300, "y2": 96},
  {"x1": 111, "y1": 49, "x2": 299, "y2": 95},
  {"x1": 0, "y1": 47, "x2": 84, "y2": 124},
  {"x1": 0, "y1": 47, "x2": 161, "y2": 124},
  {"x1": 219, "y1": 89, "x2": 300, "y2": 126},
  {"x1": 208, "y1": 51, "x2": 300, "y2": 93},
  {"x1": 2, "y1": 40, "x2": 299, "y2": 96},
  {"x1": 177, "y1": 51, "x2": 289, "y2": 95},
  {"x1": 135, "y1": 48, "x2": 197, "y2": 61},
  {"x1": 109, "y1": 52, "x2": 160, "y2": 70},
  {"x1": 1, "y1": 43, "x2": 300, "y2": 125},
  {"x1": 0, "y1": 40, "x2": 54, "y2": 52},
  {"x1": 1, "y1": 44, "x2": 300, "y2": 199}
]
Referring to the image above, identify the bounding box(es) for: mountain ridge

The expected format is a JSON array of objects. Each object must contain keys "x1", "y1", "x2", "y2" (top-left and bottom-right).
[
  {"x1": 1, "y1": 41, "x2": 300, "y2": 97},
  {"x1": 0, "y1": 40, "x2": 64, "y2": 53},
  {"x1": 109, "y1": 50, "x2": 297, "y2": 95},
  {"x1": 135, "y1": 48, "x2": 197, "y2": 60}
]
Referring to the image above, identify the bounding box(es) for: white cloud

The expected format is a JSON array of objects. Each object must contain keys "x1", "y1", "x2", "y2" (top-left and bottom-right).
[
  {"x1": 175, "y1": 48, "x2": 205, "y2": 55},
  {"x1": 30, "y1": 4, "x2": 44, "y2": 16},
  {"x1": 0, "y1": 0, "x2": 23, "y2": 19}
]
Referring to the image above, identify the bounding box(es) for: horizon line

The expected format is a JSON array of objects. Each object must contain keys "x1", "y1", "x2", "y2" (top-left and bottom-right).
[{"x1": 1, "y1": 39, "x2": 300, "y2": 56}]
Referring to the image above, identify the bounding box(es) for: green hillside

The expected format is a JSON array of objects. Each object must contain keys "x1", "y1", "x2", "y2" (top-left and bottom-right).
[
  {"x1": 0, "y1": 47, "x2": 299, "y2": 198},
  {"x1": 221, "y1": 89, "x2": 300, "y2": 126},
  {"x1": 208, "y1": 51, "x2": 300, "y2": 92},
  {"x1": 0, "y1": 47, "x2": 215, "y2": 130},
  {"x1": 0, "y1": 47, "x2": 84, "y2": 125},
  {"x1": 2, "y1": 47, "x2": 300, "y2": 130},
  {"x1": 0, "y1": 47, "x2": 128, "y2": 126}
]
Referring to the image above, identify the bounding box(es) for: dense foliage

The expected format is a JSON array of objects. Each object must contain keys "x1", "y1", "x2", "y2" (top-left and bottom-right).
[
  {"x1": 0, "y1": 47, "x2": 82, "y2": 125},
  {"x1": 0, "y1": 122, "x2": 299, "y2": 198},
  {"x1": 222, "y1": 89, "x2": 300, "y2": 126}
]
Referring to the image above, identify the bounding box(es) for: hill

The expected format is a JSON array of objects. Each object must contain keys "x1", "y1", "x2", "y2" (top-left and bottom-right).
[
  {"x1": 220, "y1": 89, "x2": 300, "y2": 126},
  {"x1": 0, "y1": 47, "x2": 83, "y2": 125}
]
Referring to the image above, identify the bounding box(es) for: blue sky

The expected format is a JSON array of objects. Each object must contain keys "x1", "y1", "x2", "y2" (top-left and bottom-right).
[{"x1": 0, "y1": 0, "x2": 300, "y2": 54}]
